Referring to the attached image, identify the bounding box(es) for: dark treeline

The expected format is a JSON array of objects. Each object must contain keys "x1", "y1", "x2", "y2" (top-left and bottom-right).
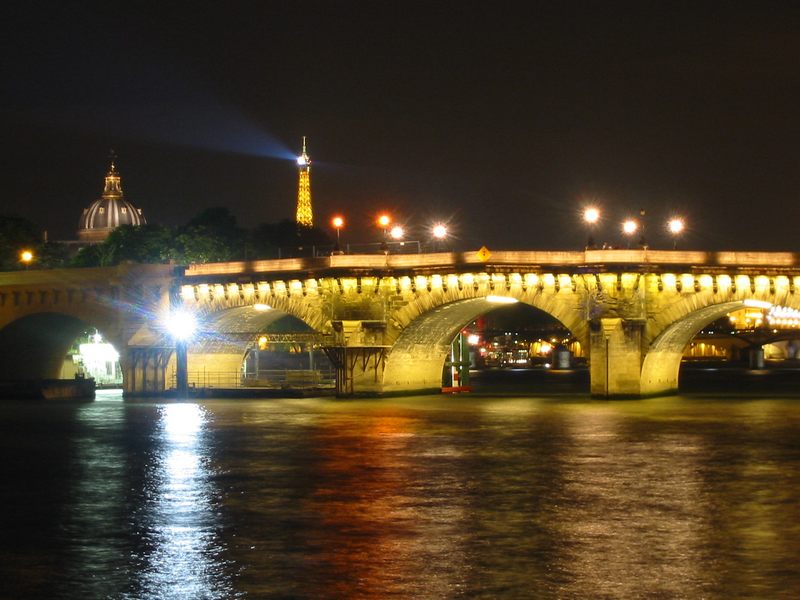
[{"x1": 0, "y1": 208, "x2": 331, "y2": 270}]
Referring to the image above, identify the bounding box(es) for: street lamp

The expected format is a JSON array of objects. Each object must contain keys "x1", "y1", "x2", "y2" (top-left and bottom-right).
[
  {"x1": 431, "y1": 223, "x2": 448, "y2": 251},
  {"x1": 389, "y1": 225, "x2": 404, "y2": 240},
  {"x1": 583, "y1": 207, "x2": 600, "y2": 249},
  {"x1": 165, "y1": 310, "x2": 197, "y2": 398},
  {"x1": 622, "y1": 219, "x2": 638, "y2": 248},
  {"x1": 331, "y1": 215, "x2": 344, "y2": 253},
  {"x1": 377, "y1": 214, "x2": 391, "y2": 253},
  {"x1": 19, "y1": 249, "x2": 33, "y2": 270},
  {"x1": 667, "y1": 217, "x2": 685, "y2": 249}
]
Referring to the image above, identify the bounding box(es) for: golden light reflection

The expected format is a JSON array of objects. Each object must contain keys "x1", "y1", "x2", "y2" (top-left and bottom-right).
[{"x1": 307, "y1": 412, "x2": 464, "y2": 598}]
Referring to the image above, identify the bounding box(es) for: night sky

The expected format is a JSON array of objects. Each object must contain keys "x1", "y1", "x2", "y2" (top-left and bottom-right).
[{"x1": 3, "y1": 2, "x2": 800, "y2": 251}]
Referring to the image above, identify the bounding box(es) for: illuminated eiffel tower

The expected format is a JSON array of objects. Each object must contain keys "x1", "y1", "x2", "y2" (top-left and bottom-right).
[{"x1": 295, "y1": 136, "x2": 313, "y2": 227}]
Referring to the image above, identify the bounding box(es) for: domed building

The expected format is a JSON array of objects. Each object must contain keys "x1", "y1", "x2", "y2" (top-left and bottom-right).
[{"x1": 78, "y1": 155, "x2": 145, "y2": 243}]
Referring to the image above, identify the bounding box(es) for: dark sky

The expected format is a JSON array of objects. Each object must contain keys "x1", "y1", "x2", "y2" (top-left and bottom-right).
[{"x1": 3, "y1": 2, "x2": 800, "y2": 250}]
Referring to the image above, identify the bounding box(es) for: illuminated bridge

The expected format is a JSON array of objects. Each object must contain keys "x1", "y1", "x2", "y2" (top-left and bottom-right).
[{"x1": 2, "y1": 249, "x2": 800, "y2": 398}]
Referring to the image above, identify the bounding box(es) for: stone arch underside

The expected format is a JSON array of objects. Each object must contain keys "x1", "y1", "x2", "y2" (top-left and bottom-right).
[
  {"x1": 177, "y1": 306, "x2": 316, "y2": 380},
  {"x1": 381, "y1": 297, "x2": 582, "y2": 393},
  {"x1": 0, "y1": 312, "x2": 116, "y2": 381},
  {"x1": 641, "y1": 301, "x2": 750, "y2": 395}
]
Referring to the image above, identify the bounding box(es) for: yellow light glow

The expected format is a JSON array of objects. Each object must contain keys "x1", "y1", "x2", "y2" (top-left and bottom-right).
[
  {"x1": 699, "y1": 274, "x2": 713, "y2": 289},
  {"x1": 432, "y1": 223, "x2": 447, "y2": 239},
  {"x1": 20, "y1": 250, "x2": 33, "y2": 263},
  {"x1": 377, "y1": 214, "x2": 391, "y2": 228},
  {"x1": 254, "y1": 303, "x2": 271, "y2": 311},
  {"x1": 524, "y1": 273, "x2": 539, "y2": 287},
  {"x1": 486, "y1": 295, "x2": 518, "y2": 304},
  {"x1": 583, "y1": 207, "x2": 600, "y2": 224},
  {"x1": 332, "y1": 216, "x2": 344, "y2": 229},
  {"x1": 744, "y1": 299, "x2": 772, "y2": 309},
  {"x1": 622, "y1": 219, "x2": 638, "y2": 235},
  {"x1": 180, "y1": 285, "x2": 195, "y2": 301}
]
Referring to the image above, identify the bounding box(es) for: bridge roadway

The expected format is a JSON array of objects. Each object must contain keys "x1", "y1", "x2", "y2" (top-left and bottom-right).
[{"x1": 1, "y1": 249, "x2": 799, "y2": 397}]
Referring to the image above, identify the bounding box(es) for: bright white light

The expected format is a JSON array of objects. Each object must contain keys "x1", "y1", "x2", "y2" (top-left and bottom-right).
[
  {"x1": 253, "y1": 303, "x2": 271, "y2": 312},
  {"x1": 332, "y1": 216, "x2": 344, "y2": 229},
  {"x1": 166, "y1": 311, "x2": 197, "y2": 341},
  {"x1": 744, "y1": 299, "x2": 772, "y2": 309},
  {"x1": 297, "y1": 155, "x2": 307, "y2": 166},
  {"x1": 467, "y1": 334, "x2": 480, "y2": 345},
  {"x1": 486, "y1": 295, "x2": 519, "y2": 304},
  {"x1": 668, "y1": 217, "x2": 685, "y2": 235},
  {"x1": 622, "y1": 219, "x2": 638, "y2": 235},
  {"x1": 584, "y1": 207, "x2": 600, "y2": 224},
  {"x1": 377, "y1": 214, "x2": 391, "y2": 228},
  {"x1": 432, "y1": 224, "x2": 448, "y2": 239},
  {"x1": 390, "y1": 225, "x2": 404, "y2": 240}
]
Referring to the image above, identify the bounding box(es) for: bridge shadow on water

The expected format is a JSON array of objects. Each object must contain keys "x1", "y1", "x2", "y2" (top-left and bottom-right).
[{"x1": 468, "y1": 362, "x2": 800, "y2": 397}]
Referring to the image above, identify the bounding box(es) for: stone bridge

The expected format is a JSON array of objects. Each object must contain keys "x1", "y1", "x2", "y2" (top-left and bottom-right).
[{"x1": 2, "y1": 250, "x2": 800, "y2": 397}]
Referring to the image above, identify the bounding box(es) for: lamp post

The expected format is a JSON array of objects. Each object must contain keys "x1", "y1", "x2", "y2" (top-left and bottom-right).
[
  {"x1": 377, "y1": 214, "x2": 391, "y2": 253},
  {"x1": 583, "y1": 207, "x2": 600, "y2": 249},
  {"x1": 166, "y1": 310, "x2": 197, "y2": 398},
  {"x1": 622, "y1": 219, "x2": 638, "y2": 249},
  {"x1": 20, "y1": 249, "x2": 33, "y2": 270},
  {"x1": 331, "y1": 216, "x2": 344, "y2": 253},
  {"x1": 667, "y1": 217, "x2": 685, "y2": 249},
  {"x1": 432, "y1": 223, "x2": 447, "y2": 251}
]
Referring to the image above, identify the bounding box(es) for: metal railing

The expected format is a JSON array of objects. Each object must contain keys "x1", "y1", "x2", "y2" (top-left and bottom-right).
[{"x1": 169, "y1": 368, "x2": 336, "y2": 390}]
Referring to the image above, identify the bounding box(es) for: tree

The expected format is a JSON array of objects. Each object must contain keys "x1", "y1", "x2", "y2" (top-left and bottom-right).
[{"x1": 249, "y1": 219, "x2": 332, "y2": 259}]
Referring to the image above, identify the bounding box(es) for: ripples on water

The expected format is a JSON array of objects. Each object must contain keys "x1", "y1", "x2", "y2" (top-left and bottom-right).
[{"x1": 1, "y1": 390, "x2": 799, "y2": 598}]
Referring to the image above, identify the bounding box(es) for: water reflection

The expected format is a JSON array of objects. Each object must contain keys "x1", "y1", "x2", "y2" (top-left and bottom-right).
[
  {"x1": 131, "y1": 403, "x2": 234, "y2": 599},
  {"x1": 306, "y1": 412, "x2": 468, "y2": 598}
]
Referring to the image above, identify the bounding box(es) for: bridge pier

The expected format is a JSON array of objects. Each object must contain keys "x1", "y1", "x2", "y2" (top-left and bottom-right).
[
  {"x1": 124, "y1": 348, "x2": 171, "y2": 396},
  {"x1": 589, "y1": 317, "x2": 646, "y2": 398}
]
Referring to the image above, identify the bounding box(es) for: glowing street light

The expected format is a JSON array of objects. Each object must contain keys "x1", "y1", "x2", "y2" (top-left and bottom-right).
[
  {"x1": 582, "y1": 206, "x2": 600, "y2": 249},
  {"x1": 19, "y1": 249, "x2": 33, "y2": 270},
  {"x1": 667, "y1": 217, "x2": 685, "y2": 249},
  {"x1": 377, "y1": 214, "x2": 391, "y2": 229},
  {"x1": 583, "y1": 207, "x2": 600, "y2": 225},
  {"x1": 166, "y1": 310, "x2": 197, "y2": 341},
  {"x1": 389, "y1": 225, "x2": 404, "y2": 240},
  {"x1": 331, "y1": 215, "x2": 344, "y2": 252},
  {"x1": 622, "y1": 219, "x2": 638, "y2": 248},
  {"x1": 430, "y1": 223, "x2": 448, "y2": 252}
]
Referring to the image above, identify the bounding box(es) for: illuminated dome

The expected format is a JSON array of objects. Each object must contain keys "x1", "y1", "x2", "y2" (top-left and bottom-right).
[{"x1": 78, "y1": 154, "x2": 146, "y2": 243}]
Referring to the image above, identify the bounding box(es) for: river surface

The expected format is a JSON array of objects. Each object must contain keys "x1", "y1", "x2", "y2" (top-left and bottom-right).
[{"x1": 2, "y1": 387, "x2": 800, "y2": 599}]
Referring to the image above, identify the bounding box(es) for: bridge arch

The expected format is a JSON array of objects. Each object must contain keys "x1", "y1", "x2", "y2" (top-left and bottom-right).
[
  {"x1": 0, "y1": 312, "x2": 124, "y2": 383},
  {"x1": 381, "y1": 293, "x2": 586, "y2": 393},
  {"x1": 641, "y1": 285, "x2": 800, "y2": 395}
]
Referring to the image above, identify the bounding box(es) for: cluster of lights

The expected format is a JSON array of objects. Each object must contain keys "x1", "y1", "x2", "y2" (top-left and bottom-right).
[
  {"x1": 329, "y1": 213, "x2": 449, "y2": 243},
  {"x1": 582, "y1": 206, "x2": 686, "y2": 247},
  {"x1": 767, "y1": 306, "x2": 800, "y2": 328}
]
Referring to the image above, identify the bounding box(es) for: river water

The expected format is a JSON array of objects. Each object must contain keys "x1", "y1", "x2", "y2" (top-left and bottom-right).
[{"x1": 1, "y1": 387, "x2": 799, "y2": 599}]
